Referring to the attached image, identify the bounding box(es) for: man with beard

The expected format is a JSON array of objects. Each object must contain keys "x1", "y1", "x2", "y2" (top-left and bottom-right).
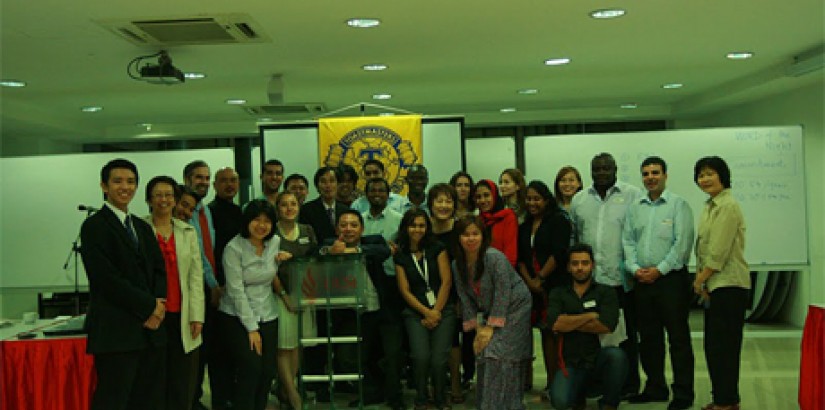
[
  {"x1": 350, "y1": 159, "x2": 410, "y2": 214},
  {"x1": 570, "y1": 153, "x2": 642, "y2": 399},
  {"x1": 183, "y1": 160, "x2": 225, "y2": 410},
  {"x1": 260, "y1": 159, "x2": 284, "y2": 206},
  {"x1": 546, "y1": 244, "x2": 627, "y2": 410}
]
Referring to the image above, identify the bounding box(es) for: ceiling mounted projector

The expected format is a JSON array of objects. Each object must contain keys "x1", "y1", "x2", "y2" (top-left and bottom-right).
[{"x1": 127, "y1": 50, "x2": 185, "y2": 85}]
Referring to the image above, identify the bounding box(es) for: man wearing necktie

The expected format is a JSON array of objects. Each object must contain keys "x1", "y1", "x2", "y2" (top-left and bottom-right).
[
  {"x1": 80, "y1": 158, "x2": 167, "y2": 410},
  {"x1": 183, "y1": 160, "x2": 229, "y2": 410}
]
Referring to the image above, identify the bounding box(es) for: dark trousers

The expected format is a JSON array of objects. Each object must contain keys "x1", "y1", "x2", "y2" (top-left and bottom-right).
[
  {"x1": 360, "y1": 309, "x2": 404, "y2": 406},
  {"x1": 704, "y1": 287, "x2": 748, "y2": 406},
  {"x1": 549, "y1": 347, "x2": 628, "y2": 409},
  {"x1": 92, "y1": 345, "x2": 167, "y2": 410},
  {"x1": 217, "y1": 311, "x2": 279, "y2": 410},
  {"x1": 404, "y1": 307, "x2": 457, "y2": 406},
  {"x1": 195, "y1": 298, "x2": 233, "y2": 409},
  {"x1": 612, "y1": 285, "x2": 640, "y2": 393},
  {"x1": 165, "y1": 312, "x2": 200, "y2": 410},
  {"x1": 461, "y1": 328, "x2": 477, "y2": 382},
  {"x1": 635, "y1": 269, "x2": 694, "y2": 401}
]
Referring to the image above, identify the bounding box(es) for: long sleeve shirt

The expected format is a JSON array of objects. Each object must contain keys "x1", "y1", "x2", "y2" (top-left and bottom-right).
[
  {"x1": 622, "y1": 190, "x2": 694, "y2": 275},
  {"x1": 696, "y1": 189, "x2": 750, "y2": 291},
  {"x1": 571, "y1": 181, "x2": 642, "y2": 287},
  {"x1": 218, "y1": 235, "x2": 280, "y2": 331}
]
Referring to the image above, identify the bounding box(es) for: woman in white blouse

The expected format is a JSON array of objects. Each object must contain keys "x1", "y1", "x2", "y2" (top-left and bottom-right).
[{"x1": 217, "y1": 199, "x2": 285, "y2": 410}]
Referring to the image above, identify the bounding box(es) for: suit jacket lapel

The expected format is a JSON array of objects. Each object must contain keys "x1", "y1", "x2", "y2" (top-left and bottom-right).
[{"x1": 100, "y1": 206, "x2": 139, "y2": 254}]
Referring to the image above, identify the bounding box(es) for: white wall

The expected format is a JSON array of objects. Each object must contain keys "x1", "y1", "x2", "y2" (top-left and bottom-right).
[{"x1": 674, "y1": 79, "x2": 824, "y2": 327}]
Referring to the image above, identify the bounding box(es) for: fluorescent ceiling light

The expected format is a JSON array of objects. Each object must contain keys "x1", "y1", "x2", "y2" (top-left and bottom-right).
[
  {"x1": 226, "y1": 99, "x2": 247, "y2": 105},
  {"x1": 372, "y1": 93, "x2": 392, "y2": 100},
  {"x1": 518, "y1": 89, "x2": 539, "y2": 95},
  {"x1": 590, "y1": 9, "x2": 626, "y2": 19},
  {"x1": 81, "y1": 106, "x2": 103, "y2": 113},
  {"x1": 362, "y1": 64, "x2": 388, "y2": 71},
  {"x1": 544, "y1": 57, "x2": 571, "y2": 66},
  {"x1": 0, "y1": 80, "x2": 26, "y2": 87},
  {"x1": 620, "y1": 103, "x2": 638, "y2": 109},
  {"x1": 662, "y1": 83, "x2": 683, "y2": 89},
  {"x1": 346, "y1": 18, "x2": 381, "y2": 28},
  {"x1": 726, "y1": 52, "x2": 754, "y2": 60},
  {"x1": 500, "y1": 107, "x2": 517, "y2": 113},
  {"x1": 184, "y1": 72, "x2": 206, "y2": 79}
]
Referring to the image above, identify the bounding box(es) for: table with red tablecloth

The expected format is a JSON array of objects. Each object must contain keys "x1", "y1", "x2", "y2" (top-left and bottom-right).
[
  {"x1": 0, "y1": 336, "x2": 96, "y2": 410},
  {"x1": 799, "y1": 304, "x2": 825, "y2": 410}
]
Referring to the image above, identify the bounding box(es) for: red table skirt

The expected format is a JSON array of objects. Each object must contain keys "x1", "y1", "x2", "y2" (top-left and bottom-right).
[
  {"x1": 0, "y1": 337, "x2": 96, "y2": 410},
  {"x1": 799, "y1": 305, "x2": 825, "y2": 410}
]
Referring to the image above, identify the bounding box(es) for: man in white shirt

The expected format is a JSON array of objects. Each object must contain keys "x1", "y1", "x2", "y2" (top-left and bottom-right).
[{"x1": 571, "y1": 152, "x2": 642, "y2": 399}]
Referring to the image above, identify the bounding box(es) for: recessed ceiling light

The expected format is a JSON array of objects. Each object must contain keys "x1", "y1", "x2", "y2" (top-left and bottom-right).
[
  {"x1": 81, "y1": 106, "x2": 103, "y2": 113},
  {"x1": 0, "y1": 80, "x2": 26, "y2": 87},
  {"x1": 372, "y1": 93, "x2": 392, "y2": 100},
  {"x1": 346, "y1": 18, "x2": 381, "y2": 28},
  {"x1": 226, "y1": 99, "x2": 247, "y2": 105},
  {"x1": 726, "y1": 52, "x2": 754, "y2": 60},
  {"x1": 517, "y1": 89, "x2": 539, "y2": 95},
  {"x1": 662, "y1": 83, "x2": 683, "y2": 89},
  {"x1": 362, "y1": 64, "x2": 388, "y2": 71},
  {"x1": 544, "y1": 57, "x2": 571, "y2": 66},
  {"x1": 590, "y1": 9, "x2": 626, "y2": 19},
  {"x1": 184, "y1": 72, "x2": 206, "y2": 79},
  {"x1": 620, "y1": 103, "x2": 638, "y2": 109},
  {"x1": 500, "y1": 107, "x2": 517, "y2": 113}
]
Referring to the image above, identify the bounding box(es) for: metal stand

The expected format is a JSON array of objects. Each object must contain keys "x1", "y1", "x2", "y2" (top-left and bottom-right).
[{"x1": 61, "y1": 208, "x2": 94, "y2": 315}]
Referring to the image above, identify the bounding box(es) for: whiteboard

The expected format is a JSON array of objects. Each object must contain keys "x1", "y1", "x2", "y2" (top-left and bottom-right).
[
  {"x1": 0, "y1": 149, "x2": 235, "y2": 288},
  {"x1": 465, "y1": 137, "x2": 516, "y2": 183},
  {"x1": 524, "y1": 126, "x2": 807, "y2": 267},
  {"x1": 261, "y1": 118, "x2": 464, "y2": 194}
]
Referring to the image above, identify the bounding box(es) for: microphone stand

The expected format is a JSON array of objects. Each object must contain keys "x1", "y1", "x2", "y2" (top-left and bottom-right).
[{"x1": 62, "y1": 209, "x2": 94, "y2": 315}]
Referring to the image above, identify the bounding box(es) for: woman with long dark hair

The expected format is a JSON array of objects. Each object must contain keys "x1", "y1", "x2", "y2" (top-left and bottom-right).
[
  {"x1": 517, "y1": 181, "x2": 572, "y2": 393},
  {"x1": 475, "y1": 179, "x2": 519, "y2": 267},
  {"x1": 693, "y1": 157, "x2": 749, "y2": 410},
  {"x1": 449, "y1": 171, "x2": 476, "y2": 219},
  {"x1": 395, "y1": 209, "x2": 456, "y2": 410},
  {"x1": 452, "y1": 216, "x2": 532, "y2": 410}
]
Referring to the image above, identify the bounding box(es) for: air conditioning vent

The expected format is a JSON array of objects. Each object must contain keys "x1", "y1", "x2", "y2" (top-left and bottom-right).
[
  {"x1": 95, "y1": 14, "x2": 270, "y2": 46},
  {"x1": 243, "y1": 104, "x2": 327, "y2": 116}
]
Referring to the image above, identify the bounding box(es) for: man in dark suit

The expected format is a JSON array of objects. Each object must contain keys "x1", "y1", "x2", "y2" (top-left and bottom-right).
[
  {"x1": 300, "y1": 166, "x2": 349, "y2": 241},
  {"x1": 80, "y1": 158, "x2": 168, "y2": 410}
]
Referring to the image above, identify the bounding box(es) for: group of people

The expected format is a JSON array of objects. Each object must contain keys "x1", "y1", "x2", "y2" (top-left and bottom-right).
[{"x1": 80, "y1": 152, "x2": 749, "y2": 410}]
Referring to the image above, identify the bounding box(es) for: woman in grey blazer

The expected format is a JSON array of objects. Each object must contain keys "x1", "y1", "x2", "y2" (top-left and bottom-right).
[{"x1": 144, "y1": 175, "x2": 205, "y2": 410}]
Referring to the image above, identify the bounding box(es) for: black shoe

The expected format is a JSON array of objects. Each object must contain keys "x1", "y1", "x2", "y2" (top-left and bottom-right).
[
  {"x1": 627, "y1": 392, "x2": 669, "y2": 403},
  {"x1": 668, "y1": 398, "x2": 694, "y2": 410}
]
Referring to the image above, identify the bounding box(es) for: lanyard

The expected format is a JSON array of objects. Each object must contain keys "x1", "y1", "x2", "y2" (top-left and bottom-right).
[{"x1": 413, "y1": 251, "x2": 430, "y2": 290}]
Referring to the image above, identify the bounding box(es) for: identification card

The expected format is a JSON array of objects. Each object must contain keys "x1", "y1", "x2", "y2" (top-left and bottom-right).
[
  {"x1": 583, "y1": 300, "x2": 597, "y2": 309},
  {"x1": 425, "y1": 290, "x2": 436, "y2": 307},
  {"x1": 298, "y1": 237, "x2": 310, "y2": 244}
]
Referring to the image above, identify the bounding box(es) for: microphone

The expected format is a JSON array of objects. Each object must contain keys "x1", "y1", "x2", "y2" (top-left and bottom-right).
[{"x1": 78, "y1": 205, "x2": 99, "y2": 212}]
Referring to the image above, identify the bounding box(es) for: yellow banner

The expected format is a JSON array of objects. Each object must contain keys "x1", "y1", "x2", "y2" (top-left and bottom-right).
[{"x1": 319, "y1": 115, "x2": 422, "y2": 195}]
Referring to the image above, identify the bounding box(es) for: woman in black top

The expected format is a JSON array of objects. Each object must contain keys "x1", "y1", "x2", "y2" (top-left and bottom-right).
[
  {"x1": 517, "y1": 180, "x2": 572, "y2": 390},
  {"x1": 395, "y1": 209, "x2": 456, "y2": 410}
]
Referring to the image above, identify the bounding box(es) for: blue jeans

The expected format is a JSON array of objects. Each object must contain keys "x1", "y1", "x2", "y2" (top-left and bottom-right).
[
  {"x1": 549, "y1": 347, "x2": 628, "y2": 409},
  {"x1": 404, "y1": 306, "x2": 457, "y2": 406}
]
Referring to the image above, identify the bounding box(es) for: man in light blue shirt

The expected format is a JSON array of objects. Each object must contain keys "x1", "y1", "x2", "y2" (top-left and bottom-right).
[
  {"x1": 361, "y1": 178, "x2": 404, "y2": 278},
  {"x1": 622, "y1": 156, "x2": 695, "y2": 410},
  {"x1": 570, "y1": 152, "x2": 642, "y2": 398},
  {"x1": 351, "y1": 159, "x2": 411, "y2": 214}
]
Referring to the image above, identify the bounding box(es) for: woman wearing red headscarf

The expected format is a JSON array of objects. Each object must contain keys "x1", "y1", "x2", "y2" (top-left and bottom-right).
[{"x1": 474, "y1": 179, "x2": 518, "y2": 267}]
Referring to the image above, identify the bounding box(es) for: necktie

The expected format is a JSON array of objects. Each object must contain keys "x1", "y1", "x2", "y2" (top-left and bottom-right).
[
  {"x1": 327, "y1": 207, "x2": 335, "y2": 227},
  {"x1": 198, "y1": 207, "x2": 217, "y2": 271},
  {"x1": 124, "y1": 215, "x2": 138, "y2": 247}
]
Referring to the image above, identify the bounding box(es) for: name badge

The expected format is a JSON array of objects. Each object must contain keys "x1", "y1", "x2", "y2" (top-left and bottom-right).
[
  {"x1": 298, "y1": 237, "x2": 310, "y2": 244},
  {"x1": 425, "y1": 290, "x2": 436, "y2": 307},
  {"x1": 583, "y1": 300, "x2": 597, "y2": 309}
]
